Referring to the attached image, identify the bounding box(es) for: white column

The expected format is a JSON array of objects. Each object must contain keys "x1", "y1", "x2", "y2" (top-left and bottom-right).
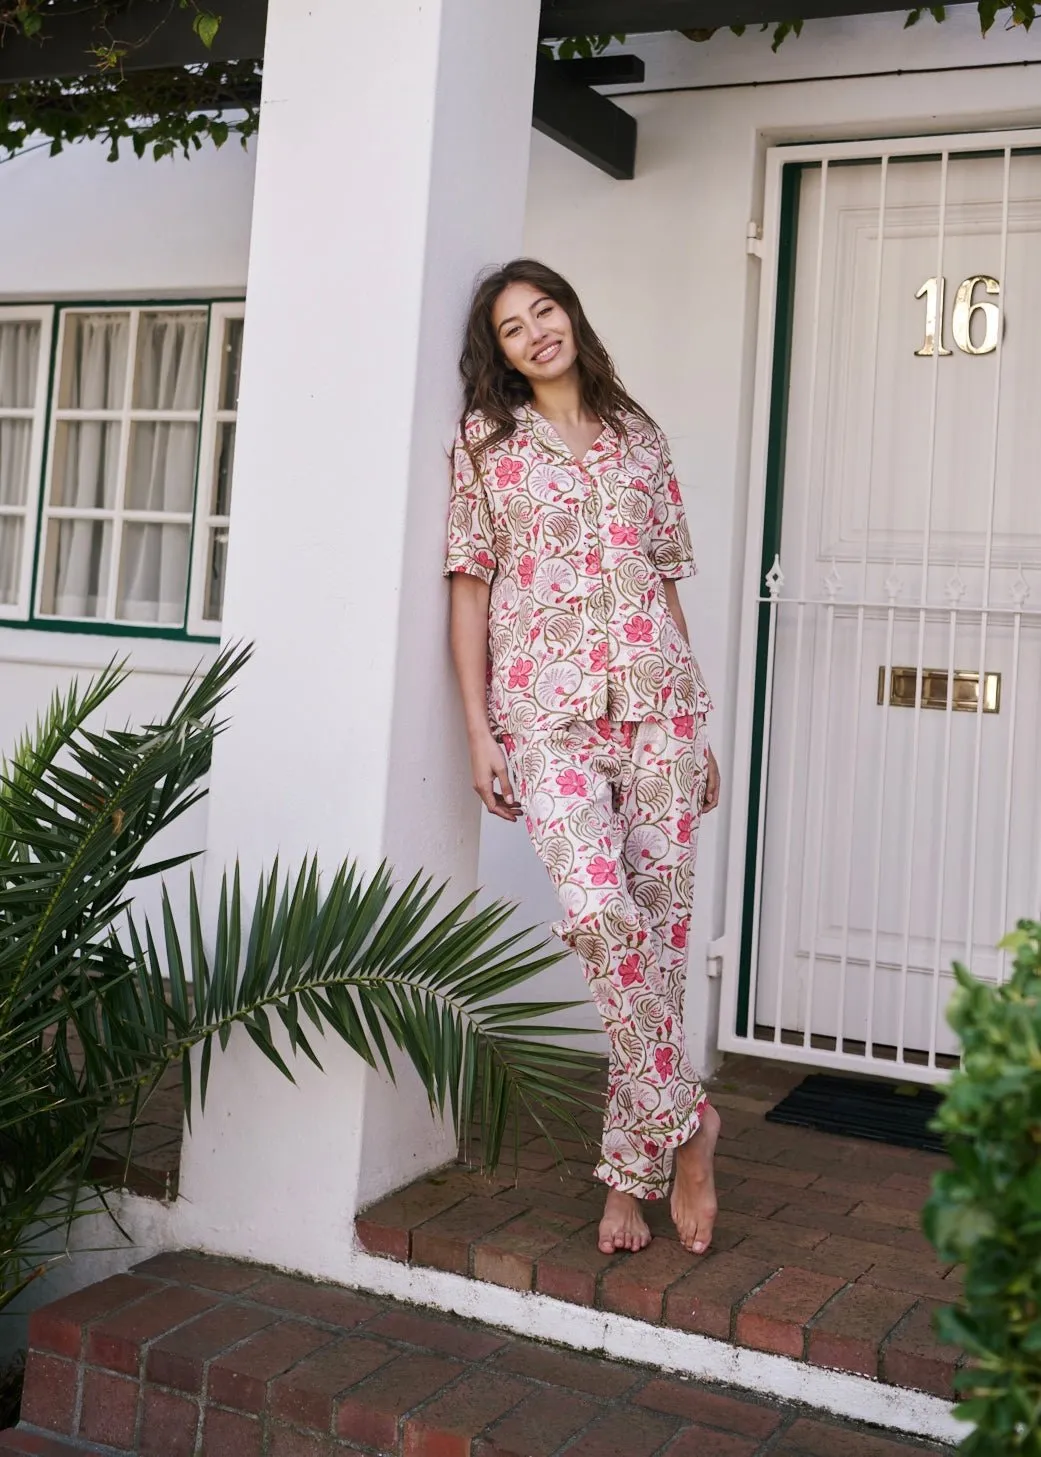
[{"x1": 176, "y1": 0, "x2": 540, "y2": 1277}]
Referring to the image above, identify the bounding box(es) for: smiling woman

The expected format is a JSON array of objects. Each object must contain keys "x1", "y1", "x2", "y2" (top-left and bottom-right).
[{"x1": 444, "y1": 257, "x2": 722, "y2": 1263}]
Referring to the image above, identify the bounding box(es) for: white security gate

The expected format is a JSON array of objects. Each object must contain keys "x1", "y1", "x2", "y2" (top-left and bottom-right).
[{"x1": 719, "y1": 132, "x2": 1041, "y2": 1083}]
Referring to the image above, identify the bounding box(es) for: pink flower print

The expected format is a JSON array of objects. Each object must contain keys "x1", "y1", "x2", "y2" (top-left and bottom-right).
[
  {"x1": 668, "y1": 477, "x2": 682, "y2": 505},
  {"x1": 625, "y1": 615, "x2": 654, "y2": 645},
  {"x1": 588, "y1": 855, "x2": 618, "y2": 887},
  {"x1": 595, "y1": 717, "x2": 613, "y2": 741},
  {"x1": 501, "y1": 732, "x2": 516, "y2": 754},
  {"x1": 654, "y1": 1046, "x2": 675, "y2": 1082},
  {"x1": 619, "y1": 954, "x2": 643, "y2": 988},
  {"x1": 508, "y1": 656, "x2": 534, "y2": 689},
  {"x1": 585, "y1": 551, "x2": 601, "y2": 574},
  {"x1": 609, "y1": 523, "x2": 639, "y2": 547},
  {"x1": 590, "y1": 640, "x2": 609, "y2": 672},
  {"x1": 673, "y1": 714, "x2": 694, "y2": 739},
  {"x1": 664, "y1": 1016, "x2": 673, "y2": 1039},
  {"x1": 677, "y1": 811, "x2": 693, "y2": 845},
  {"x1": 670, "y1": 922, "x2": 688, "y2": 950},
  {"x1": 475, "y1": 550, "x2": 496, "y2": 573},
  {"x1": 517, "y1": 554, "x2": 535, "y2": 588},
  {"x1": 556, "y1": 769, "x2": 588, "y2": 798},
  {"x1": 496, "y1": 456, "x2": 524, "y2": 486},
  {"x1": 643, "y1": 1139, "x2": 660, "y2": 1158}
]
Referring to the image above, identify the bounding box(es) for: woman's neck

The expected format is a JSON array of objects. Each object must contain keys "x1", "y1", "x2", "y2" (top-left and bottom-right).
[{"x1": 531, "y1": 370, "x2": 596, "y2": 426}]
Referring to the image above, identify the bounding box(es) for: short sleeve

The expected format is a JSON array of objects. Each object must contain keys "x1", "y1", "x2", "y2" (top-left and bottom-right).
[
  {"x1": 647, "y1": 429, "x2": 696, "y2": 580},
  {"x1": 443, "y1": 426, "x2": 497, "y2": 584}
]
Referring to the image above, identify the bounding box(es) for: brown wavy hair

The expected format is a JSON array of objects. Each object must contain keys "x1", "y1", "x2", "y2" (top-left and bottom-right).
[{"x1": 458, "y1": 258, "x2": 654, "y2": 470}]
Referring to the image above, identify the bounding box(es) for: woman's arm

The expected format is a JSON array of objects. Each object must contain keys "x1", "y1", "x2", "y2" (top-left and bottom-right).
[
  {"x1": 449, "y1": 574, "x2": 521, "y2": 822},
  {"x1": 662, "y1": 579, "x2": 720, "y2": 815}
]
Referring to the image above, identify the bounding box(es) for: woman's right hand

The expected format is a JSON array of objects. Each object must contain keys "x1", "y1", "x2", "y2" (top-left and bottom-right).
[{"x1": 470, "y1": 731, "x2": 522, "y2": 822}]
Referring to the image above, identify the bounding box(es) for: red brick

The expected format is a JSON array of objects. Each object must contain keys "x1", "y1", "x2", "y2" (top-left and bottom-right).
[
  {"x1": 721, "y1": 1181, "x2": 791, "y2": 1218},
  {"x1": 807, "y1": 1283, "x2": 917, "y2": 1378},
  {"x1": 269, "y1": 1336, "x2": 396, "y2": 1430},
  {"x1": 200, "y1": 1406, "x2": 263, "y2": 1456},
  {"x1": 78, "y1": 1368, "x2": 139, "y2": 1449},
  {"x1": 208, "y1": 1319, "x2": 336, "y2": 1413},
  {"x1": 715, "y1": 1156, "x2": 817, "y2": 1188},
  {"x1": 402, "y1": 1370, "x2": 530, "y2": 1457},
  {"x1": 600, "y1": 1239, "x2": 698, "y2": 1322},
  {"x1": 774, "y1": 1186, "x2": 863, "y2": 1219},
  {"x1": 498, "y1": 1181, "x2": 603, "y2": 1223},
  {"x1": 473, "y1": 1211, "x2": 587, "y2": 1292},
  {"x1": 491, "y1": 1340, "x2": 642, "y2": 1398},
  {"x1": 661, "y1": 1429, "x2": 760, "y2": 1457},
  {"x1": 475, "y1": 1389, "x2": 597, "y2": 1457},
  {"x1": 735, "y1": 1267, "x2": 847, "y2": 1359},
  {"x1": 139, "y1": 1386, "x2": 200, "y2": 1456},
  {"x1": 355, "y1": 1215, "x2": 410, "y2": 1261},
  {"x1": 664, "y1": 1252, "x2": 776, "y2": 1339},
  {"x1": 133, "y1": 1251, "x2": 265, "y2": 1294},
  {"x1": 0, "y1": 1436, "x2": 106, "y2": 1455},
  {"x1": 561, "y1": 1408, "x2": 679, "y2": 1457},
  {"x1": 146, "y1": 1301, "x2": 278, "y2": 1392},
  {"x1": 334, "y1": 1353, "x2": 463, "y2": 1449},
  {"x1": 849, "y1": 1202, "x2": 924, "y2": 1231},
  {"x1": 365, "y1": 1309, "x2": 508, "y2": 1361},
  {"x1": 773, "y1": 1207, "x2": 934, "y2": 1258},
  {"x1": 267, "y1": 1426, "x2": 339, "y2": 1457},
  {"x1": 247, "y1": 1276, "x2": 378, "y2": 1329},
  {"x1": 778, "y1": 1416, "x2": 939, "y2": 1456},
  {"x1": 19, "y1": 1352, "x2": 78, "y2": 1435},
  {"x1": 881, "y1": 1301, "x2": 961, "y2": 1398},
  {"x1": 813, "y1": 1177, "x2": 926, "y2": 1213},
  {"x1": 879, "y1": 1171, "x2": 936, "y2": 1198},
  {"x1": 411, "y1": 1197, "x2": 518, "y2": 1275},
  {"x1": 86, "y1": 1285, "x2": 218, "y2": 1374},
  {"x1": 28, "y1": 1274, "x2": 158, "y2": 1359},
  {"x1": 535, "y1": 1231, "x2": 615, "y2": 1306},
  {"x1": 634, "y1": 1378, "x2": 784, "y2": 1438}
]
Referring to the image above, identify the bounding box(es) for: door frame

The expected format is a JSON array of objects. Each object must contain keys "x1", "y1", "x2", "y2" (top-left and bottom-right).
[{"x1": 716, "y1": 127, "x2": 1041, "y2": 1082}]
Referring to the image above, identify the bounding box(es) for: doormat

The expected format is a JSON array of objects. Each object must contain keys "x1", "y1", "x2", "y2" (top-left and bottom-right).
[{"x1": 764, "y1": 1072, "x2": 946, "y2": 1153}]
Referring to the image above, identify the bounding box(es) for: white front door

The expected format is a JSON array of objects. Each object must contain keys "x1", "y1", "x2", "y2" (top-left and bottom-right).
[{"x1": 721, "y1": 134, "x2": 1041, "y2": 1082}]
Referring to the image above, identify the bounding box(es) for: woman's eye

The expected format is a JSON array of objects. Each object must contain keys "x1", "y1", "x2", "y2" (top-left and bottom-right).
[{"x1": 537, "y1": 307, "x2": 553, "y2": 318}]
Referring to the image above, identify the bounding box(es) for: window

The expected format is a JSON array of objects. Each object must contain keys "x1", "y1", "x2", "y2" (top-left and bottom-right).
[{"x1": 0, "y1": 301, "x2": 244, "y2": 635}]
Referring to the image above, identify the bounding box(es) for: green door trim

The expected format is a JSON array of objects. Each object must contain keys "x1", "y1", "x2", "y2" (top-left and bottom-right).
[{"x1": 735, "y1": 161, "x2": 806, "y2": 1038}]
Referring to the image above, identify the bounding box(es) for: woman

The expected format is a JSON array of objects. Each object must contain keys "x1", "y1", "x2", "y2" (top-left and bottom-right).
[{"x1": 444, "y1": 259, "x2": 721, "y2": 1258}]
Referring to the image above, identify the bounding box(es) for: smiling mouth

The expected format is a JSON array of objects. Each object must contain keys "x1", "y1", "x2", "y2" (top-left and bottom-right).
[{"x1": 532, "y1": 340, "x2": 561, "y2": 364}]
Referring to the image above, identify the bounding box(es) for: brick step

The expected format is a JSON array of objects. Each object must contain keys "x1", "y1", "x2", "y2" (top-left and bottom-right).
[{"x1": 7, "y1": 1251, "x2": 951, "y2": 1456}]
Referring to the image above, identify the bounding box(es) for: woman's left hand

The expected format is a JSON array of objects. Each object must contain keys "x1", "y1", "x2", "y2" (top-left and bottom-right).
[{"x1": 702, "y1": 745, "x2": 721, "y2": 814}]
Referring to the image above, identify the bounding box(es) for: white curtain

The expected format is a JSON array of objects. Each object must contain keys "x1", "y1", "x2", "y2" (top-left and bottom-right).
[
  {"x1": 119, "y1": 312, "x2": 205, "y2": 623},
  {"x1": 0, "y1": 320, "x2": 39, "y2": 605},
  {"x1": 50, "y1": 316, "x2": 127, "y2": 617},
  {"x1": 49, "y1": 312, "x2": 205, "y2": 622}
]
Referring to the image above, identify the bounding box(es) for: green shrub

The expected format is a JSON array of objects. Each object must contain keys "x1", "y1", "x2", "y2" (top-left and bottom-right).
[{"x1": 923, "y1": 920, "x2": 1041, "y2": 1454}]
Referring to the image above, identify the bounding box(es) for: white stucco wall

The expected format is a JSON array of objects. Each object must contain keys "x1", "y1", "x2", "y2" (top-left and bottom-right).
[{"x1": 2, "y1": 7, "x2": 1041, "y2": 1313}]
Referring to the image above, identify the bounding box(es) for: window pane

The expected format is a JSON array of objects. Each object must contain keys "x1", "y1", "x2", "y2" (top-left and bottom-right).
[
  {"x1": 133, "y1": 312, "x2": 206, "y2": 411},
  {"x1": 0, "y1": 320, "x2": 40, "y2": 408},
  {"x1": 50, "y1": 421, "x2": 120, "y2": 509},
  {"x1": 204, "y1": 527, "x2": 229, "y2": 621},
  {"x1": 219, "y1": 317, "x2": 244, "y2": 411},
  {"x1": 0, "y1": 517, "x2": 23, "y2": 604},
  {"x1": 40, "y1": 519, "x2": 111, "y2": 618},
  {"x1": 58, "y1": 314, "x2": 128, "y2": 410},
  {"x1": 127, "y1": 422, "x2": 198, "y2": 512},
  {"x1": 213, "y1": 421, "x2": 236, "y2": 515},
  {"x1": 0, "y1": 419, "x2": 33, "y2": 506},
  {"x1": 116, "y1": 523, "x2": 190, "y2": 624}
]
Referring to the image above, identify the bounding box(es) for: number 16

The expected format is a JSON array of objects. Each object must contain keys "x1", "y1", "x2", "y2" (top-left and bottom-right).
[{"x1": 915, "y1": 275, "x2": 1001, "y2": 357}]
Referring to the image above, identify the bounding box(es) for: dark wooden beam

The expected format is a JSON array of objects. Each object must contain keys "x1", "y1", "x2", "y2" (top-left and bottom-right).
[
  {"x1": 0, "y1": 0, "x2": 266, "y2": 84},
  {"x1": 555, "y1": 54, "x2": 646, "y2": 85},
  {"x1": 539, "y1": 0, "x2": 906, "y2": 34},
  {"x1": 532, "y1": 51, "x2": 636, "y2": 180}
]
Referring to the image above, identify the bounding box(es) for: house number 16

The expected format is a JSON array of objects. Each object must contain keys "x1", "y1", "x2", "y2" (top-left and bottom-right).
[{"x1": 914, "y1": 275, "x2": 1001, "y2": 357}]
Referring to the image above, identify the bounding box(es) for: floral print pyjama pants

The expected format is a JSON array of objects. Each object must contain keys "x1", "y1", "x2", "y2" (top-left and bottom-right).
[{"x1": 503, "y1": 715, "x2": 709, "y2": 1200}]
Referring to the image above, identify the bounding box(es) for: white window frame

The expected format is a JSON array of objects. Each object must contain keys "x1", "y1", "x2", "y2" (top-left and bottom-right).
[
  {"x1": 0, "y1": 304, "x2": 55, "y2": 621},
  {"x1": 187, "y1": 301, "x2": 245, "y2": 637}
]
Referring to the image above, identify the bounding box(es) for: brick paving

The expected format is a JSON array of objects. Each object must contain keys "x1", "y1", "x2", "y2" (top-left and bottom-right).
[
  {"x1": 357, "y1": 1057, "x2": 964, "y2": 1399},
  {"x1": 6, "y1": 1251, "x2": 953, "y2": 1456}
]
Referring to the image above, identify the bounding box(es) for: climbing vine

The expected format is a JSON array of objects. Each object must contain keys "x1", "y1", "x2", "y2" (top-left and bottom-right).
[{"x1": 0, "y1": 2, "x2": 1036, "y2": 163}]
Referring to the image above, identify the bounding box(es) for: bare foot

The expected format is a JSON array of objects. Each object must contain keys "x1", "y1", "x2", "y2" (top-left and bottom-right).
[
  {"x1": 598, "y1": 1189, "x2": 652, "y2": 1255},
  {"x1": 671, "y1": 1103, "x2": 721, "y2": 1254}
]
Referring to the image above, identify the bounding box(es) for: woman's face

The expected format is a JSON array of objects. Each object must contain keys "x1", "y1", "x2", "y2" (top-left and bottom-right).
[{"x1": 491, "y1": 281, "x2": 578, "y2": 385}]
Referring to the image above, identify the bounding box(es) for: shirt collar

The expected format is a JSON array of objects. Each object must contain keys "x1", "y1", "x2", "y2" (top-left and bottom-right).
[{"x1": 515, "y1": 402, "x2": 619, "y2": 464}]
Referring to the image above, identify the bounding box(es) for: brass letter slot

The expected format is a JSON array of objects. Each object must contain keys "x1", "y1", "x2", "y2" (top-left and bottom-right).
[{"x1": 877, "y1": 666, "x2": 1001, "y2": 714}]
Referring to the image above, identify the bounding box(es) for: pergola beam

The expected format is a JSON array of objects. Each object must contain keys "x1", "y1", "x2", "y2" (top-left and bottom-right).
[
  {"x1": 532, "y1": 51, "x2": 637, "y2": 179},
  {"x1": 538, "y1": 0, "x2": 906, "y2": 33}
]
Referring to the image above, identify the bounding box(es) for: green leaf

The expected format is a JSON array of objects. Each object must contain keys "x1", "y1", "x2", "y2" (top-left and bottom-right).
[{"x1": 193, "y1": 12, "x2": 221, "y2": 49}]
